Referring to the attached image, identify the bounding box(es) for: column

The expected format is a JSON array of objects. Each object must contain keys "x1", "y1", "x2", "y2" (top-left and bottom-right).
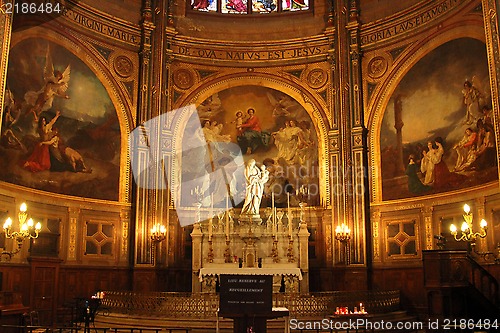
[{"x1": 421, "y1": 206, "x2": 434, "y2": 250}]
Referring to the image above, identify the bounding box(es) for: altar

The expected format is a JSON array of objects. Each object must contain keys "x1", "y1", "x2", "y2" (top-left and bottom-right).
[
  {"x1": 199, "y1": 265, "x2": 303, "y2": 293},
  {"x1": 189, "y1": 203, "x2": 311, "y2": 294}
]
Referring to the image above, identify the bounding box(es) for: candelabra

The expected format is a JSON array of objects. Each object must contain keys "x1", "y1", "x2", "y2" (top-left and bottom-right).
[
  {"x1": 335, "y1": 223, "x2": 351, "y2": 264},
  {"x1": 450, "y1": 204, "x2": 487, "y2": 253},
  {"x1": 150, "y1": 223, "x2": 167, "y2": 265},
  {"x1": 2, "y1": 202, "x2": 42, "y2": 259}
]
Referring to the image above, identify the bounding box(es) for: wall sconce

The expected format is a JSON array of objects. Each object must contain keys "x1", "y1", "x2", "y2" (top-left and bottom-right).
[
  {"x1": 335, "y1": 223, "x2": 351, "y2": 242},
  {"x1": 150, "y1": 223, "x2": 166, "y2": 266},
  {"x1": 335, "y1": 223, "x2": 351, "y2": 264},
  {"x1": 150, "y1": 223, "x2": 167, "y2": 243},
  {"x1": 2, "y1": 202, "x2": 42, "y2": 259},
  {"x1": 450, "y1": 204, "x2": 487, "y2": 253}
]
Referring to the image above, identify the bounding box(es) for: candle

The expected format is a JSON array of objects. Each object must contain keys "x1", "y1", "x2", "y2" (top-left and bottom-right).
[
  {"x1": 209, "y1": 218, "x2": 213, "y2": 238},
  {"x1": 287, "y1": 193, "x2": 292, "y2": 236},
  {"x1": 225, "y1": 212, "x2": 229, "y2": 238},
  {"x1": 271, "y1": 192, "x2": 275, "y2": 236}
]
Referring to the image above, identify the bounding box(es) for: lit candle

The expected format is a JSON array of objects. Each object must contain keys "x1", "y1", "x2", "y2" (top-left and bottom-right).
[
  {"x1": 287, "y1": 193, "x2": 292, "y2": 236},
  {"x1": 287, "y1": 192, "x2": 290, "y2": 211},
  {"x1": 209, "y1": 218, "x2": 213, "y2": 239},
  {"x1": 271, "y1": 192, "x2": 275, "y2": 236}
]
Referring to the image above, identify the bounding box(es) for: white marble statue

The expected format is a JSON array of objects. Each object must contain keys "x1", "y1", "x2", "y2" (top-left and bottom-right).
[{"x1": 240, "y1": 159, "x2": 269, "y2": 216}]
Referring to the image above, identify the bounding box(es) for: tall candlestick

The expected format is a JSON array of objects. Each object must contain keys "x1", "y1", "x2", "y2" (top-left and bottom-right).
[
  {"x1": 287, "y1": 193, "x2": 292, "y2": 236},
  {"x1": 271, "y1": 192, "x2": 275, "y2": 237}
]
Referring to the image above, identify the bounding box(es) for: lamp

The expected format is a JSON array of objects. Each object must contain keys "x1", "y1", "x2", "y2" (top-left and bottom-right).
[
  {"x1": 2, "y1": 202, "x2": 42, "y2": 259},
  {"x1": 335, "y1": 223, "x2": 351, "y2": 242},
  {"x1": 150, "y1": 223, "x2": 166, "y2": 266},
  {"x1": 449, "y1": 204, "x2": 487, "y2": 253},
  {"x1": 335, "y1": 223, "x2": 351, "y2": 264},
  {"x1": 150, "y1": 223, "x2": 167, "y2": 243}
]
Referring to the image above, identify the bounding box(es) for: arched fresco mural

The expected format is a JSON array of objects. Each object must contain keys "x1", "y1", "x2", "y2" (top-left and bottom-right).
[
  {"x1": 179, "y1": 85, "x2": 320, "y2": 208},
  {"x1": 381, "y1": 38, "x2": 497, "y2": 201},
  {"x1": 0, "y1": 38, "x2": 120, "y2": 200}
]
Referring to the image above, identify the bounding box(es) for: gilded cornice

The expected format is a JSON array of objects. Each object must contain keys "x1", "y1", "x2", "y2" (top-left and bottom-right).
[
  {"x1": 370, "y1": 183, "x2": 500, "y2": 211},
  {"x1": 360, "y1": 0, "x2": 472, "y2": 50},
  {"x1": 170, "y1": 35, "x2": 330, "y2": 67},
  {"x1": 0, "y1": 181, "x2": 131, "y2": 211},
  {"x1": 60, "y1": 0, "x2": 141, "y2": 49}
]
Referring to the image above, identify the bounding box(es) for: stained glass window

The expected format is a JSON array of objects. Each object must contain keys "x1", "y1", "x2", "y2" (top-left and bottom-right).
[{"x1": 191, "y1": 0, "x2": 309, "y2": 14}]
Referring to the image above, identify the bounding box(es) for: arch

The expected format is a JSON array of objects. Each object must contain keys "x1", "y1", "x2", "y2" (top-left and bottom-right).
[
  {"x1": 6, "y1": 27, "x2": 132, "y2": 202},
  {"x1": 169, "y1": 73, "x2": 330, "y2": 206},
  {"x1": 368, "y1": 24, "x2": 488, "y2": 203}
]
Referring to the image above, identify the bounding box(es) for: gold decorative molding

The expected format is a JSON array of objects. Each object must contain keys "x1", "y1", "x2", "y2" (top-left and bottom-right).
[
  {"x1": 0, "y1": 0, "x2": 12, "y2": 130},
  {"x1": 67, "y1": 207, "x2": 80, "y2": 261},
  {"x1": 170, "y1": 35, "x2": 329, "y2": 67},
  {"x1": 421, "y1": 206, "x2": 434, "y2": 250},
  {"x1": 60, "y1": 0, "x2": 141, "y2": 48},
  {"x1": 360, "y1": 0, "x2": 470, "y2": 49},
  {"x1": 371, "y1": 210, "x2": 381, "y2": 261},
  {"x1": 482, "y1": 0, "x2": 500, "y2": 182}
]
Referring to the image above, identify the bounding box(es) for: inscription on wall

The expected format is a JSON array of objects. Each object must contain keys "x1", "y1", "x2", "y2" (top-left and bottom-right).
[
  {"x1": 63, "y1": 9, "x2": 140, "y2": 46},
  {"x1": 361, "y1": 0, "x2": 462, "y2": 45},
  {"x1": 172, "y1": 45, "x2": 328, "y2": 61}
]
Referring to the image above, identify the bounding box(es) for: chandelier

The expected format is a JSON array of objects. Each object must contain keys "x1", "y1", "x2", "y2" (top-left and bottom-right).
[
  {"x1": 450, "y1": 204, "x2": 487, "y2": 252},
  {"x1": 2, "y1": 202, "x2": 42, "y2": 259}
]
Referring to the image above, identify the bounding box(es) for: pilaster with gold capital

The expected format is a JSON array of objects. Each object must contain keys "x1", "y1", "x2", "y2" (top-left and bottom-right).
[
  {"x1": 421, "y1": 206, "x2": 434, "y2": 250},
  {"x1": 475, "y1": 197, "x2": 487, "y2": 252},
  {"x1": 67, "y1": 207, "x2": 81, "y2": 262},
  {"x1": 371, "y1": 209, "x2": 381, "y2": 262}
]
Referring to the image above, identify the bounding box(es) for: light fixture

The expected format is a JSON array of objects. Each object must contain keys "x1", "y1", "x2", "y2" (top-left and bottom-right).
[
  {"x1": 335, "y1": 223, "x2": 351, "y2": 264},
  {"x1": 150, "y1": 223, "x2": 167, "y2": 243},
  {"x1": 450, "y1": 204, "x2": 487, "y2": 253},
  {"x1": 150, "y1": 223, "x2": 166, "y2": 266},
  {"x1": 335, "y1": 223, "x2": 351, "y2": 242},
  {"x1": 2, "y1": 202, "x2": 42, "y2": 259}
]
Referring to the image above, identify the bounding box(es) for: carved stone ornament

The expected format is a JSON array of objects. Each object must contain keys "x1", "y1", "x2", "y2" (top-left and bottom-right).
[
  {"x1": 367, "y1": 56, "x2": 388, "y2": 79},
  {"x1": 307, "y1": 68, "x2": 328, "y2": 89},
  {"x1": 173, "y1": 68, "x2": 194, "y2": 90},
  {"x1": 113, "y1": 55, "x2": 134, "y2": 78}
]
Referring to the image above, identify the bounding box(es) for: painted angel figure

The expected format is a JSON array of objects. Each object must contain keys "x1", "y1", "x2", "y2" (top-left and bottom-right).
[
  {"x1": 266, "y1": 92, "x2": 300, "y2": 118},
  {"x1": 24, "y1": 47, "x2": 70, "y2": 121},
  {"x1": 461, "y1": 76, "x2": 489, "y2": 125},
  {"x1": 197, "y1": 92, "x2": 223, "y2": 120}
]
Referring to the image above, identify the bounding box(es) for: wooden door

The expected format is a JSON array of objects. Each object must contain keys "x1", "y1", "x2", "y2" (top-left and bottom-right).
[{"x1": 29, "y1": 258, "x2": 61, "y2": 326}]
